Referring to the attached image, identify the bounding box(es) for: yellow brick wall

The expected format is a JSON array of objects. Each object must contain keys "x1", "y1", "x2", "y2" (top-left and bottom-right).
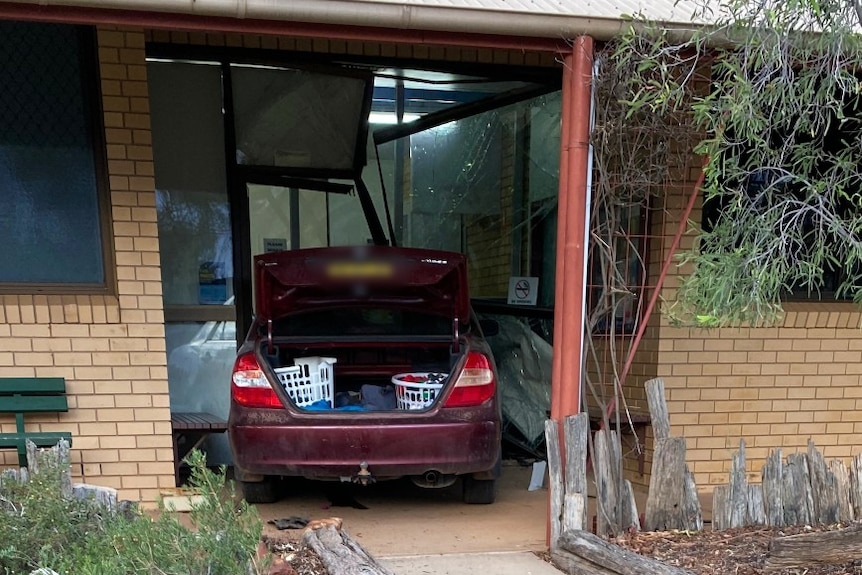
[
  {"x1": 649, "y1": 154, "x2": 862, "y2": 491},
  {"x1": 0, "y1": 26, "x2": 173, "y2": 503}
]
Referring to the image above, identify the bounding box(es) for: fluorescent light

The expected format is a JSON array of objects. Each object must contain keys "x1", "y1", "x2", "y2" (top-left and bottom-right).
[{"x1": 368, "y1": 112, "x2": 421, "y2": 125}]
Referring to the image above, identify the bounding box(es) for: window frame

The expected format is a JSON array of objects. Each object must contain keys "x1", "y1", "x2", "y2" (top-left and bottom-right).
[
  {"x1": 585, "y1": 201, "x2": 652, "y2": 336},
  {"x1": 0, "y1": 24, "x2": 115, "y2": 295}
]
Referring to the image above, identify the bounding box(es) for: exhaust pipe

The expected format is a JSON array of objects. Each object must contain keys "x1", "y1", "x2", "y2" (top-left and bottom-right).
[{"x1": 410, "y1": 470, "x2": 457, "y2": 489}]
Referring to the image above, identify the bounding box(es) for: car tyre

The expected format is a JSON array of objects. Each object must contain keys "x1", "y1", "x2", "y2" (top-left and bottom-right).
[
  {"x1": 240, "y1": 478, "x2": 278, "y2": 504},
  {"x1": 462, "y1": 476, "x2": 497, "y2": 504}
]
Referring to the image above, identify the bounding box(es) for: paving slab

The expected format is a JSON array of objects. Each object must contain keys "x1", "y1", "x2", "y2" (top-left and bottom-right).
[{"x1": 382, "y1": 551, "x2": 564, "y2": 575}]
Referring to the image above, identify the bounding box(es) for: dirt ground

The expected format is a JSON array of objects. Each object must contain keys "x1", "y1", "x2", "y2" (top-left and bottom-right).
[
  {"x1": 254, "y1": 462, "x2": 549, "y2": 556},
  {"x1": 615, "y1": 524, "x2": 862, "y2": 575}
]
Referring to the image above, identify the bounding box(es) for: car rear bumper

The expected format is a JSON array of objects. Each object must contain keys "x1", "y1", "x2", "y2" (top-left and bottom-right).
[{"x1": 229, "y1": 420, "x2": 500, "y2": 480}]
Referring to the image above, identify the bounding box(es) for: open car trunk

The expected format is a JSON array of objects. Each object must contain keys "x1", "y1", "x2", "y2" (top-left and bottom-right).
[{"x1": 253, "y1": 246, "x2": 471, "y2": 412}]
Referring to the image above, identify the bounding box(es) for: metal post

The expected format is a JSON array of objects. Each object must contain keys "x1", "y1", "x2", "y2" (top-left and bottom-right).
[{"x1": 550, "y1": 36, "x2": 594, "y2": 422}]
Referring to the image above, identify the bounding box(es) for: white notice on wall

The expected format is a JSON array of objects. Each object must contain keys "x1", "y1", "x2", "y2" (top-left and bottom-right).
[
  {"x1": 507, "y1": 276, "x2": 539, "y2": 306},
  {"x1": 263, "y1": 238, "x2": 287, "y2": 253}
]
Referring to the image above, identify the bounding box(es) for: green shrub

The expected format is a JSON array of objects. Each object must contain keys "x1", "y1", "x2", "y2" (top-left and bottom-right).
[{"x1": 0, "y1": 450, "x2": 264, "y2": 575}]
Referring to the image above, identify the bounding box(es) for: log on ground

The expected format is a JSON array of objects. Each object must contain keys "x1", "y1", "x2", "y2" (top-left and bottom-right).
[
  {"x1": 302, "y1": 525, "x2": 395, "y2": 575},
  {"x1": 552, "y1": 529, "x2": 695, "y2": 575},
  {"x1": 765, "y1": 523, "x2": 862, "y2": 572}
]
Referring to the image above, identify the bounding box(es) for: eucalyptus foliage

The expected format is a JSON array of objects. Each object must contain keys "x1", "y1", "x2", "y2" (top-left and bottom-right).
[{"x1": 607, "y1": 0, "x2": 862, "y2": 326}]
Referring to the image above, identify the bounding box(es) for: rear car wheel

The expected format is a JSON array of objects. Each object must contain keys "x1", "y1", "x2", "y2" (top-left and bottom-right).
[
  {"x1": 240, "y1": 478, "x2": 278, "y2": 504},
  {"x1": 462, "y1": 476, "x2": 497, "y2": 504}
]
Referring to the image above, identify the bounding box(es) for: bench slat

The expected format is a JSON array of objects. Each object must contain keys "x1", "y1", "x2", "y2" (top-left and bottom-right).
[
  {"x1": 0, "y1": 432, "x2": 73, "y2": 448},
  {"x1": 0, "y1": 395, "x2": 68, "y2": 413},
  {"x1": 0, "y1": 377, "x2": 66, "y2": 394},
  {"x1": 171, "y1": 412, "x2": 228, "y2": 431}
]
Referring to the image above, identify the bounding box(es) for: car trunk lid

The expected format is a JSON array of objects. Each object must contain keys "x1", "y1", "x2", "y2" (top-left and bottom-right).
[{"x1": 254, "y1": 246, "x2": 470, "y2": 326}]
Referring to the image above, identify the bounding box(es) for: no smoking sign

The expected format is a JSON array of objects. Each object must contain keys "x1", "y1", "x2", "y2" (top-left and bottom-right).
[{"x1": 507, "y1": 276, "x2": 539, "y2": 306}]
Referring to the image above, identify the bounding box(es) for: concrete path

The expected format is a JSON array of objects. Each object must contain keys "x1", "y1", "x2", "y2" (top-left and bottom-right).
[
  {"x1": 382, "y1": 551, "x2": 564, "y2": 575},
  {"x1": 255, "y1": 464, "x2": 549, "y2": 555}
]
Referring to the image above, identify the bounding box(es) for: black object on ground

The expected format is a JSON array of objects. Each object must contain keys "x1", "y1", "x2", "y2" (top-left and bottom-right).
[{"x1": 268, "y1": 516, "x2": 311, "y2": 530}]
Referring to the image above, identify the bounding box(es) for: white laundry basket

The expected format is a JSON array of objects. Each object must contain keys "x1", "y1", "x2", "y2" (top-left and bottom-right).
[
  {"x1": 274, "y1": 356, "x2": 337, "y2": 408},
  {"x1": 391, "y1": 372, "x2": 447, "y2": 410}
]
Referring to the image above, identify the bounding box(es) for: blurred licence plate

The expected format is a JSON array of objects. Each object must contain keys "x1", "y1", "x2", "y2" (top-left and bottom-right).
[{"x1": 326, "y1": 260, "x2": 394, "y2": 279}]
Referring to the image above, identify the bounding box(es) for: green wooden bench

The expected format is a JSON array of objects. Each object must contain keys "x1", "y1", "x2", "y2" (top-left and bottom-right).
[{"x1": 0, "y1": 377, "x2": 72, "y2": 467}]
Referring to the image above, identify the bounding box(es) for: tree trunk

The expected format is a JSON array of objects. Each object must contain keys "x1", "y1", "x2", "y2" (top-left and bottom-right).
[{"x1": 302, "y1": 525, "x2": 395, "y2": 575}]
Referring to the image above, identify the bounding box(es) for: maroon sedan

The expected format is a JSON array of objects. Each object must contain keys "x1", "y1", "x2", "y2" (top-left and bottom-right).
[{"x1": 229, "y1": 246, "x2": 502, "y2": 504}]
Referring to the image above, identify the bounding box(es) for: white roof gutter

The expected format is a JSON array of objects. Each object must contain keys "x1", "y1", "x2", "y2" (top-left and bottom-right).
[{"x1": 1, "y1": 0, "x2": 695, "y2": 42}]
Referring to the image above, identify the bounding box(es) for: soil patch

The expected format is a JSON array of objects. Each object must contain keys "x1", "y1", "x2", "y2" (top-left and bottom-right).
[{"x1": 614, "y1": 525, "x2": 862, "y2": 575}]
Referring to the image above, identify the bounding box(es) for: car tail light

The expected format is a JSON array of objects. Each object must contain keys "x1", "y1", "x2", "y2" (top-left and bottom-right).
[
  {"x1": 231, "y1": 352, "x2": 283, "y2": 409},
  {"x1": 444, "y1": 352, "x2": 496, "y2": 408}
]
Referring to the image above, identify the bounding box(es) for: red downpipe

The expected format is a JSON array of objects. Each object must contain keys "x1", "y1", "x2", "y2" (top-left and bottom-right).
[
  {"x1": 550, "y1": 36, "x2": 594, "y2": 425},
  {"x1": 550, "y1": 56, "x2": 573, "y2": 426},
  {"x1": 0, "y1": 2, "x2": 566, "y2": 53},
  {"x1": 548, "y1": 35, "x2": 593, "y2": 547},
  {"x1": 603, "y1": 160, "x2": 707, "y2": 423}
]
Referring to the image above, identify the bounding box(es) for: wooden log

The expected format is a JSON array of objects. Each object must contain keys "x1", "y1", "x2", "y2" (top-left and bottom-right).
[
  {"x1": 807, "y1": 441, "x2": 839, "y2": 525},
  {"x1": 594, "y1": 429, "x2": 621, "y2": 537},
  {"x1": 621, "y1": 479, "x2": 640, "y2": 532},
  {"x1": 564, "y1": 493, "x2": 587, "y2": 532},
  {"x1": 851, "y1": 454, "x2": 862, "y2": 520},
  {"x1": 72, "y1": 483, "x2": 118, "y2": 510},
  {"x1": 552, "y1": 530, "x2": 696, "y2": 575},
  {"x1": 728, "y1": 439, "x2": 748, "y2": 528},
  {"x1": 782, "y1": 453, "x2": 813, "y2": 527},
  {"x1": 26, "y1": 439, "x2": 72, "y2": 497},
  {"x1": 765, "y1": 523, "x2": 862, "y2": 572},
  {"x1": 712, "y1": 485, "x2": 729, "y2": 531},
  {"x1": 564, "y1": 413, "x2": 589, "y2": 496},
  {"x1": 646, "y1": 437, "x2": 698, "y2": 531},
  {"x1": 747, "y1": 484, "x2": 766, "y2": 526},
  {"x1": 302, "y1": 525, "x2": 395, "y2": 575},
  {"x1": 683, "y1": 470, "x2": 703, "y2": 532},
  {"x1": 545, "y1": 418, "x2": 564, "y2": 548},
  {"x1": 830, "y1": 459, "x2": 853, "y2": 523},
  {"x1": 644, "y1": 378, "x2": 670, "y2": 441},
  {"x1": 563, "y1": 413, "x2": 589, "y2": 532},
  {"x1": 762, "y1": 449, "x2": 784, "y2": 527}
]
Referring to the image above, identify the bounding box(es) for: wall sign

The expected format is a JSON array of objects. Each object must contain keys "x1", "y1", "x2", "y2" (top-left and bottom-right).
[
  {"x1": 508, "y1": 276, "x2": 539, "y2": 306},
  {"x1": 263, "y1": 238, "x2": 287, "y2": 253}
]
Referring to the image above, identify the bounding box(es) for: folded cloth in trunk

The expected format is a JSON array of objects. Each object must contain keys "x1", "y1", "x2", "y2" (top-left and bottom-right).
[{"x1": 360, "y1": 384, "x2": 397, "y2": 410}]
